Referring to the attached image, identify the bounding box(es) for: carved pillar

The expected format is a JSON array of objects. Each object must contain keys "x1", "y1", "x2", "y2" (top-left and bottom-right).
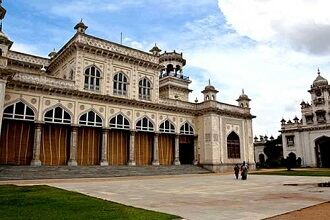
[
  {"x1": 0, "y1": 79, "x2": 6, "y2": 137},
  {"x1": 173, "y1": 134, "x2": 180, "y2": 165},
  {"x1": 100, "y1": 128, "x2": 109, "y2": 166},
  {"x1": 30, "y1": 123, "x2": 43, "y2": 166},
  {"x1": 152, "y1": 132, "x2": 160, "y2": 166},
  {"x1": 193, "y1": 135, "x2": 198, "y2": 165},
  {"x1": 128, "y1": 130, "x2": 136, "y2": 166},
  {"x1": 68, "y1": 126, "x2": 78, "y2": 166}
]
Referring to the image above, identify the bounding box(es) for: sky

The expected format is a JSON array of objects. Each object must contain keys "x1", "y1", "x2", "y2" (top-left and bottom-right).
[{"x1": 3, "y1": 0, "x2": 330, "y2": 137}]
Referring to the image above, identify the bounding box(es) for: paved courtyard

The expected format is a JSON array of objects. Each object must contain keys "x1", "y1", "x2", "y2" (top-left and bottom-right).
[{"x1": 3, "y1": 173, "x2": 329, "y2": 220}]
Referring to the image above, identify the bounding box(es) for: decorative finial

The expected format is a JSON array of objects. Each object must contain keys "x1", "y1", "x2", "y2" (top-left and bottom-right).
[
  {"x1": 194, "y1": 97, "x2": 198, "y2": 103},
  {"x1": 242, "y1": 88, "x2": 245, "y2": 94},
  {"x1": 318, "y1": 68, "x2": 320, "y2": 75},
  {"x1": 80, "y1": 18, "x2": 83, "y2": 23},
  {"x1": 208, "y1": 79, "x2": 211, "y2": 86}
]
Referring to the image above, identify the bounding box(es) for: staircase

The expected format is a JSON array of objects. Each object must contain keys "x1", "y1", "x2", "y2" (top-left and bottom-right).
[{"x1": 0, "y1": 165, "x2": 211, "y2": 180}]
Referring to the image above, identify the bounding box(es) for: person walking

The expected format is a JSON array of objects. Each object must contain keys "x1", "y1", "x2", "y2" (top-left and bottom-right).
[
  {"x1": 241, "y1": 161, "x2": 248, "y2": 180},
  {"x1": 234, "y1": 164, "x2": 240, "y2": 179}
]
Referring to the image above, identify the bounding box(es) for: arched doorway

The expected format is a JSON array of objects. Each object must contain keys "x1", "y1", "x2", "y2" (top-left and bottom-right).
[
  {"x1": 259, "y1": 154, "x2": 265, "y2": 164},
  {"x1": 77, "y1": 111, "x2": 103, "y2": 165},
  {"x1": 135, "y1": 117, "x2": 154, "y2": 165},
  {"x1": 41, "y1": 106, "x2": 71, "y2": 165},
  {"x1": 315, "y1": 136, "x2": 330, "y2": 168},
  {"x1": 159, "y1": 120, "x2": 175, "y2": 165},
  {"x1": 179, "y1": 122, "x2": 194, "y2": 164},
  {"x1": 108, "y1": 114, "x2": 130, "y2": 165},
  {"x1": 0, "y1": 101, "x2": 35, "y2": 165},
  {"x1": 227, "y1": 132, "x2": 240, "y2": 159}
]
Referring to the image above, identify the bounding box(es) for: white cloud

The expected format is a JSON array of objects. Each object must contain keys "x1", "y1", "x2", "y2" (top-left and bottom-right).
[
  {"x1": 218, "y1": 0, "x2": 330, "y2": 55},
  {"x1": 11, "y1": 43, "x2": 41, "y2": 55}
]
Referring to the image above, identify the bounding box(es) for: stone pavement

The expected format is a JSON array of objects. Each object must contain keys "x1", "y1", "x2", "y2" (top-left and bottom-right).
[{"x1": 3, "y1": 174, "x2": 329, "y2": 220}]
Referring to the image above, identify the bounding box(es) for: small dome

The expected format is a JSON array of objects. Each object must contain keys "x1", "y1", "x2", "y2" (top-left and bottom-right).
[
  {"x1": 237, "y1": 89, "x2": 251, "y2": 101},
  {"x1": 149, "y1": 44, "x2": 161, "y2": 53},
  {"x1": 204, "y1": 85, "x2": 216, "y2": 91},
  {"x1": 313, "y1": 69, "x2": 328, "y2": 87}
]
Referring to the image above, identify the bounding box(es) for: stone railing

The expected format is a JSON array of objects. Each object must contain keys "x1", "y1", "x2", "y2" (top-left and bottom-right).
[
  {"x1": 8, "y1": 51, "x2": 49, "y2": 66},
  {"x1": 12, "y1": 72, "x2": 75, "y2": 89},
  {"x1": 197, "y1": 101, "x2": 249, "y2": 114},
  {"x1": 76, "y1": 35, "x2": 159, "y2": 64},
  {"x1": 158, "y1": 98, "x2": 196, "y2": 110}
]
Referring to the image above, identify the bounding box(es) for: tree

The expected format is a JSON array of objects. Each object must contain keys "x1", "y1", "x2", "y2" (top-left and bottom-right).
[
  {"x1": 263, "y1": 135, "x2": 283, "y2": 167},
  {"x1": 285, "y1": 152, "x2": 297, "y2": 171}
]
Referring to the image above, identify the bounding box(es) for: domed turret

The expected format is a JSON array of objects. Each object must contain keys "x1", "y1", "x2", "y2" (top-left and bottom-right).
[
  {"x1": 201, "y1": 80, "x2": 218, "y2": 101},
  {"x1": 149, "y1": 44, "x2": 161, "y2": 56},
  {"x1": 313, "y1": 69, "x2": 328, "y2": 87},
  {"x1": 236, "y1": 89, "x2": 251, "y2": 108},
  {"x1": 74, "y1": 19, "x2": 88, "y2": 34}
]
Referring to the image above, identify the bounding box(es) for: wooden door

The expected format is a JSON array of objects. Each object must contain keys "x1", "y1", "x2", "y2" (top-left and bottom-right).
[
  {"x1": 0, "y1": 120, "x2": 34, "y2": 165},
  {"x1": 107, "y1": 130, "x2": 129, "y2": 165},
  {"x1": 77, "y1": 127, "x2": 101, "y2": 165},
  {"x1": 134, "y1": 132, "x2": 153, "y2": 165},
  {"x1": 159, "y1": 134, "x2": 174, "y2": 165},
  {"x1": 40, "y1": 124, "x2": 70, "y2": 165},
  {"x1": 179, "y1": 135, "x2": 194, "y2": 164}
]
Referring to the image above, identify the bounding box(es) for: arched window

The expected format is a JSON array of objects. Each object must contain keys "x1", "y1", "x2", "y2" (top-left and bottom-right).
[
  {"x1": 180, "y1": 122, "x2": 194, "y2": 135},
  {"x1": 44, "y1": 106, "x2": 71, "y2": 124},
  {"x1": 159, "y1": 120, "x2": 175, "y2": 133},
  {"x1": 109, "y1": 114, "x2": 130, "y2": 129},
  {"x1": 84, "y1": 66, "x2": 101, "y2": 91},
  {"x1": 138, "y1": 77, "x2": 151, "y2": 100},
  {"x1": 3, "y1": 101, "x2": 35, "y2": 121},
  {"x1": 79, "y1": 111, "x2": 102, "y2": 127},
  {"x1": 227, "y1": 132, "x2": 240, "y2": 159},
  {"x1": 136, "y1": 117, "x2": 154, "y2": 132},
  {"x1": 113, "y1": 72, "x2": 128, "y2": 96}
]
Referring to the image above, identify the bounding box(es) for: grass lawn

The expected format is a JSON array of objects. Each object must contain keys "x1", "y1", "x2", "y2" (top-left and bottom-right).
[
  {"x1": 251, "y1": 168, "x2": 330, "y2": 177},
  {"x1": 0, "y1": 185, "x2": 180, "y2": 220}
]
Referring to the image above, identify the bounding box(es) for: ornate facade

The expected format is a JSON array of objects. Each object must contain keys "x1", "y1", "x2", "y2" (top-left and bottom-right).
[
  {"x1": 0, "y1": 5, "x2": 255, "y2": 172},
  {"x1": 281, "y1": 70, "x2": 330, "y2": 168}
]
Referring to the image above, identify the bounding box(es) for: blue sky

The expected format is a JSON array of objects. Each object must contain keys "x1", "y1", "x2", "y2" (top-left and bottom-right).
[{"x1": 4, "y1": 0, "x2": 330, "y2": 137}]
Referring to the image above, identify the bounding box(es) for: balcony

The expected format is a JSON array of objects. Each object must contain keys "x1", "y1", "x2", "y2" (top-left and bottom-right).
[{"x1": 159, "y1": 72, "x2": 190, "y2": 81}]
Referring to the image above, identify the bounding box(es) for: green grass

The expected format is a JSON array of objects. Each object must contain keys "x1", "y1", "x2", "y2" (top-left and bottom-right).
[
  {"x1": 0, "y1": 185, "x2": 180, "y2": 220},
  {"x1": 251, "y1": 168, "x2": 330, "y2": 177}
]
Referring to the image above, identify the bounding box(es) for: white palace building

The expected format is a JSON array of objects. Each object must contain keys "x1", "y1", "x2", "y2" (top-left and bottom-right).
[
  {"x1": 281, "y1": 70, "x2": 330, "y2": 168},
  {"x1": 0, "y1": 3, "x2": 255, "y2": 172}
]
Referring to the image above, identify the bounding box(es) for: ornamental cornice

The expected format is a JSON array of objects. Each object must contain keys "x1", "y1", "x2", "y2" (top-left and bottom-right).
[
  {"x1": 12, "y1": 72, "x2": 75, "y2": 90},
  {"x1": 6, "y1": 79, "x2": 254, "y2": 119},
  {"x1": 280, "y1": 124, "x2": 330, "y2": 133},
  {"x1": 7, "y1": 51, "x2": 49, "y2": 67}
]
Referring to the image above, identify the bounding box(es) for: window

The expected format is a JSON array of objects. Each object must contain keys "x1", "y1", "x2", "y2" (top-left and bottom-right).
[
  {"x1": 79, "y1": 111, "x2": 102, "y2": 127},
  {"x1": 44, "y1": 106, "x2": 71, "y2": 124},
  {"x1": 113, "y1": 72, "x2": 128, "y2": 96},
  {"x1": 3, "y1": 101, "x2": 35, "y2": 121},
  {"x1": 180, "y1": 122, "x2": 194, "y2": 135},
  {"x1": 84, "y1": 66, "x2": 101, "y2": 91},
  {"x1": 110, "y1": 114, "x2": 130, "y2": 129},
  {"x1": 286, "y1": 136, "x2": 294, "y2": 147},
  {"x1": 305, "y1": 115, "x2": 313, "y2": 124},
  {"x1": 159, "y1": 120, "x2": 175, "y2": 133},
  {"x1": 136, "y1": 117, "x2": 154, "y2": 132},
  {"x1": 227, "y1": 132, "x2": 240, "y2": 159},
  {"x1": 138, "y1": 77, "x2": 151, "y2": 100}
]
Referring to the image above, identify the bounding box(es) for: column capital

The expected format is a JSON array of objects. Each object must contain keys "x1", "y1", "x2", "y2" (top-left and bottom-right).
[
  {"x1": 154, "y1": 132, "x2": 160, "y2": 136},
  {"x1": 130, "y1": 129, "x2": 136, "y2": 135},
  {"x1": 34, "y1": 122, "x2": 44, "y2": 129},
  {"x1": 102, "y1": 127, "x2": 109, "y2": 133}
]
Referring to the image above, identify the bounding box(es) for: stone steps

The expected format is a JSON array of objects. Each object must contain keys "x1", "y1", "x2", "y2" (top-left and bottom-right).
[{"x1": 0, "y1": 165, "x2": 211, "y2": 180}]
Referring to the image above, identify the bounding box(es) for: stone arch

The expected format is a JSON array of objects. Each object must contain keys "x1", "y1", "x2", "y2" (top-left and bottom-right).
[
  {"x1": 179, "y1": 121, "x2": 195, "y2": 135},
  {"x1": 135, "y1": 116, "x2": 155, "y2": 131},
  {"x1": 78, "y1": 109, "x2": 104, "y2": 127},
  {"x1": 227, "y1": 131, "x2": 240, "y2": 159},
  {"x1": 109, "y1": 112, "x2": 131, "y2": 129},
  {"x1": 3, "y1": 99, "x2": 37, "y2": 121},
  {"x1": 159, "y1": 119, "x2": 176, "y2": 133},
  {"x1": 42, "y1": 103, "x2": 73, "y2": 123}
]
